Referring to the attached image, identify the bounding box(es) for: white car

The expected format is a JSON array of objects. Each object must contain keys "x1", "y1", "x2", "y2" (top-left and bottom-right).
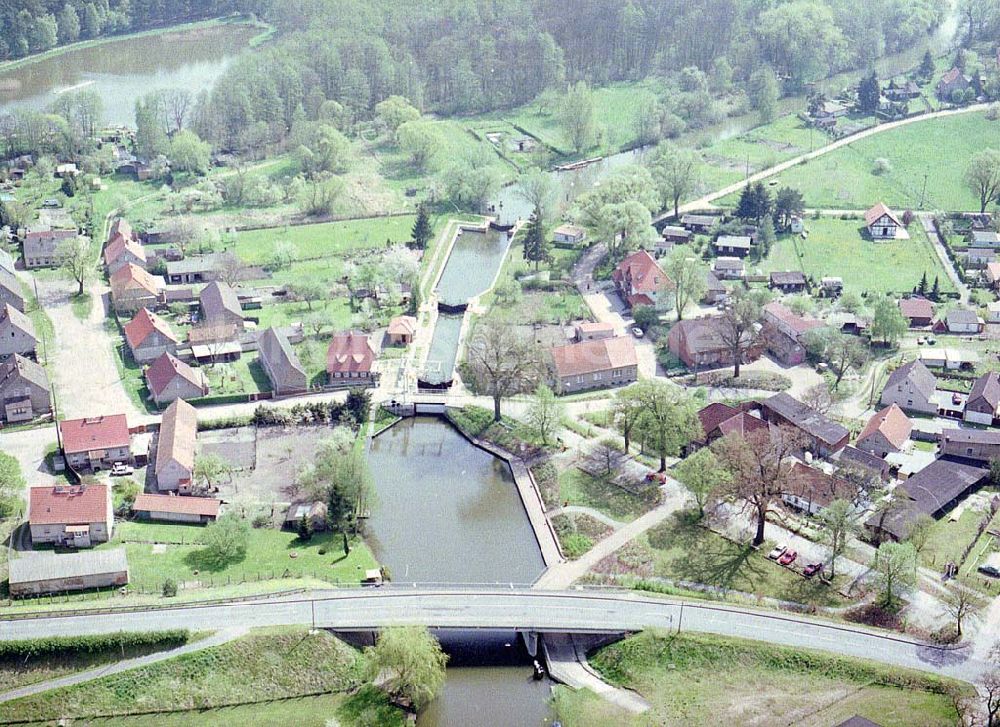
[
  {"x1": 110, "y1": 462, "x2": 134, "y2": 477},
  {"x1": 767, "y1": 544, "x2": 787, "y2": 560},
  {"x1": 631, "y1": 327, "x2": 644, "y2": 338}
]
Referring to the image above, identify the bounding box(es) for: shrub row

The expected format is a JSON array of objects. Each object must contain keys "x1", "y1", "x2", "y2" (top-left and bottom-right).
[{"x1": 0, "y1": 630, "x2": 190, "y2": 660}]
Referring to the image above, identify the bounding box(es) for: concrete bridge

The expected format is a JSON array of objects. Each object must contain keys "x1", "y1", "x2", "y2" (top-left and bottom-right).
[{"x1": 0, "y1": 588, "x2": 984, "y2": 683}]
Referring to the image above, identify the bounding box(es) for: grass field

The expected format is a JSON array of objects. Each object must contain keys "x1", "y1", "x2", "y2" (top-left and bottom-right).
[
  {"x1": 553, "y1": 631, "x2": 962, "y2": 726},
  {"x1": 758, "y1": 111, "x2": 997, "y2": 211},
  {"x1": 0, "y1": 628, "x2": 402, "y2": 725},
  {"x1": 919, "y1": 506, "x2": 985, "y2": 571},
  {"x1": 558, "y1": 468, "x2": 660, "y2": 522},
  {"x1": 230, "y1": 216, "x2": 418, "y2": 265},
  {"x1": 95, "y1": 522, "x2": 378, "y2": 593},
  {"x1": 758, "y1": 217, "x2": 955, "y2": 296}
]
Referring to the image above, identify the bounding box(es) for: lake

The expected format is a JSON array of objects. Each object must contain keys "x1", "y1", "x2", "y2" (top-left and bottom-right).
[{"x1": 0, "y1": 23, "x2": 258, "y2": 126}]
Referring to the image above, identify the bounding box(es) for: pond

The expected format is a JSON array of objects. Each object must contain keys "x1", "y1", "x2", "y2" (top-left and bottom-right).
[
  {"x1": 366, "y1": 416, "x2": 545, "y2": 585},
  {"x1": 417, "y1": 630, "x2": 556, "y2": 727},
  {"x1": 0, "y1": 23, "x2": 259, "y2": 126}
]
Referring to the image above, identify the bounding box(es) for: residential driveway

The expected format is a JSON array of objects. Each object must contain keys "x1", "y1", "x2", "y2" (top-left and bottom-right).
[
  {"x1": 918, "y1": 212, "x2": 968, "y2": 304},
  {"x1": 0, "y1": 426, "x2": 58, "y2": 489},
  {"x1": 32, "y1": 276, "x2": 145, "y2": 422},
  {"x1": 582, "y1": 284, "x2": 659, "y2": 378}
]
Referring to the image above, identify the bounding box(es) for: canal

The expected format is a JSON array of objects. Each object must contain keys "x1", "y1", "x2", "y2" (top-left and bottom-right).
[
  {"x1": 366, "y1": 416, "x2": 545, "y2": 585},
  {"x1": 0, "y1": 22, "x2": 259, "y2": 126}
]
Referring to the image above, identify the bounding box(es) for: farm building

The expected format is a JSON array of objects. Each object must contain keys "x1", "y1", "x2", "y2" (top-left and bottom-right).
[
  {"x1": 8, "y1": 549, "x2": 129, "y2": 597},
  {"x1": 133, "y1": 493, "x2": 221, "y2": 524}
]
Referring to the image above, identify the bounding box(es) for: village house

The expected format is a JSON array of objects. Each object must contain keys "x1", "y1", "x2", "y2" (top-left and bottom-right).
[
  {"x1": 970, "y1": 230, "x2": 1000, "y2": 248},
  {"x1": 712, "y1": 256, "x2": 745, "y2": 280},
  {"x1": 110, "y1": 263, "x2": 162, "y2": 314},
  {"x1": 258, "y1": 327, "x2": 308, "y2": 396},
  {"x1": 8, "y1": 549, "x2": 129, "y2": 597},
  {"x1": 869, "y1": 457, "x2": 988, "y2": 542},
  {"x1": 550, "y1": 336, "x2": 638, "y2": 394},
  {"x1": 155, "y1": 399, "x2": 197, "y2": 493},
  {"x1": 702, "y1": 272, "x2": 727, "y2": 304},
  {"x1": 759, "y1": 392, "x2": 850, "y2": 457},
  {"x1": 199, "y1": 281, "x2": 244, "y2": 329},
  {"x1": 103, "y1": 235, "x2": 146, "y2": 276},
  {"x1": 284, "y1": 500, "x2": 328, "y2": 532},
  {"x1": 856, "y1": 404, "x2": 912, "y2": 458},
  {"x1": 0, "y1": 303, "x2": 37, "y2": 357},
  {"x1": 386, "y1": 315, "x2": 417, "y2": 346},
  {"x1": 165, "y1": 252, "x2": 242, "y2": 285},
  {"x1": 133, "y1": 493, "x2": 221, "y2": 524},
  {"x1": 0, "y1": 266, "x2": 25, "y2": 312},
  {"x1": 769, "y1": 270, "x2": 808, "y2": 294},
  {"x1": 0, "y1": 354, "x2": 51, "y2": 423},
  {"x1": 884, "y1": 78, "x2": 921, "y2": 102},
  {"x1": 612, "y1": 250, "x2": 672, "y2": 308},
  {"x1": 575, "y1": 321, "x2": 616, "y2": 342},
  {"x1": 918, "y1": 347, "x2": 979, "y2": 372},
  {"x1": 712, "y1": 235, "x2": 751, "y2": 258},
  {"x1": 965, "y1": 372, "x2": 1000, "y2": 425},
  {"x1": 762, "y1": 301, "x2": 824, "y2": 366},
  {"x1": 819, "y1": 277, "x2": 843, "y2": 298},
  {"x1": 326, "y1": 331, "x2": 376, "y2": 384},
  {"x1": 59, "y1": 414, "x2": 132, "y2": 471},
  {"x1": 898, "y1": 297, "x2": 934, "y2": 327},
  {"x1": 989, "y1": 301, "x2": 1000, "y2": 324},
  {"x1": 552, "y1": 224, "x2": 586, "y2": 245},
  {"x1": 692, "y1": 402, "x2": 770, "y2": 450},
  {"x1": 941, "y1": 429, "x2": 1000, "y2": 463},
  {"x1": 660, "y1": 226, "x2": 691, "y2": 244},
  {"x1": 0, "y1": 249, "x2": 14, "y2": 274},
  {"x1": 124, "y1": 308, "x2": 179, "y2": 364},
  {"x1": 680, "y1": 214, "x2": 719, "y2": 233},
  {"x1": 782, "y1": 462, "x2": 855, "y2": 516},
  {"x1": 963, "y1": 247, "x2": 996, "y2": 268},
  {"x1": 987, "y1": 262, "x2": 1000, "y2": 291},
  {"x1": 22, "y1": 227, "x2": 77, "y2": 269},
  {"x1": 835, "y1": 445, "x2": 891, "y2": 482},
  {"x1": 936, "y1": 67, "x2": 972, "y2": 101},
  {"x1": 29, "y1": 484, "x2": 113, "y2": 547},
  {"x1": 865, "y1": 202, "x2": 903, "y2": 241},
  {"x1": 667, "y1": 316, "x2": 762, "y2": 369},
  {"x1": 880, "y1": 360, "x2": 937, "y2": 415},
  {"x1": 939, "y1": 308, "x2": 983, "y2": 334},
  {"x1": 145, "y1": 352, "x2": 209, "y2": 405}
]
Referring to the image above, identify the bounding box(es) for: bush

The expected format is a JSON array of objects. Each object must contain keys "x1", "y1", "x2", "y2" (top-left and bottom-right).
[
  {"x1": 0, "y1": 631, "x2": 189, "y2": 660},
  {"x1": 844, "y1": 604, "x2": 904, "y2": 631},
  {"x1": 162, "y1": 579, "x2": 178, "y2": 598},
  {"x1": 531, "y1": 460, "x2": 560, "y2": 509},
  {"x1": 446, "y1": 406, "x2": 494, "y2": 437},
  {"x1": 698, "y1": 370, "x2": 791, "y2": 391},
  {"x1": 632, "y1": 305, "x2": 659, "y2": 331},
  {"x1": 872, "y1": 157, "x2": 892, "y2": 176}
]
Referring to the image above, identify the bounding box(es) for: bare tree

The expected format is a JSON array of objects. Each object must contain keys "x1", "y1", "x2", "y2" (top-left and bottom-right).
[
  {"x1": 718, "y1": 288, "x2": 767, "y2": 378},
  {"x1": 217, "y1": 253, "x2": 246, "y2": 287},
  {"x1": 466, "y1": 318, "x2": 543, "y2": 421},
  {"x1": 801, "y1": 382, "x2": 833, "y2": 415},
  {"x1": 712, "y1": 426, "x2": 805, "y2": 546},
  {"x1": 58, "y1": 236, "x2": 93, "y2": 296},
  {"x1": 663, "y1": 251, "x2": 707, "y2": 321},
  {"x1": 942, "y1": 586, "x2": 984, "y2": 638},
  {"x1": 162, "y1": 88, "x2": 193, "y2": 132}
]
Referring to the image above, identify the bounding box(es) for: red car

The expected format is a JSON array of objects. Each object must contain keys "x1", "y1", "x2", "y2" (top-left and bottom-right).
[
  {"x1": 778, "y1": 550, "x2": 798, "y2": 566},
  {"x1": 645, "y1": 472, "x2": 667, "y2": 484},
  {"x1": 803, "y1": 562, "x2": 823, "y2": 578}
]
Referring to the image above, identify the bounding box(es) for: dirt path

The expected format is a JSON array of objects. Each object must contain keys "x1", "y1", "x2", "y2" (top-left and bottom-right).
[{"x1": 664, "y1": 103, "x2": 992, "y2": 218}]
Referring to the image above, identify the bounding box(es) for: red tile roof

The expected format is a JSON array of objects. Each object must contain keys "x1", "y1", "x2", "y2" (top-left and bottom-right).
[
  {"x1": 103, "y1": 235, "x2": 146, "y2": 267},
  {"x1": 133, "y1": 493, "x2": 220, "y2": 517},
  {"x1": 145, "y1": 352, "x2": 204, "y2": 397},
  {"x1": 763, "y1": 301, "x2": 824, "y2": 337},
  {"x1": 155, "y1": 399, "x2": 198, "y2": 474},
  {"x1": 29, "y1": 484, "x2": 110, "y2": 525},
  {"x1": 59, "y1": 415, "x2": 129, "y2": 454},
  {"x1": 124, "y1": 308, "x2": 178, "y2": 350},
  {"x1": 987, "y1": 262, "x2": 1000, "y2": 284},
  {"x1": 110, "y1": 263, "x2": 159, "y2": 296},
  {"x1": 326, "y1": 332, "x2": 375, "y2": 374},
  {"x1": 109, "y1": 218, "x2": 134, "y2": 243},
  {"x1": 387, "y1": 316, "x2": 417, "y2": 336},
  {"x1": 898, "y1": 297, "x2": 934, "y2": 320},
  {"x1": 612, "y1": 250, "x2": 672, "y2": 297},
  {"x1": 857, "y1": 403, "x2": 912, "y2": 450},
  {"x1": 786, "y1": 463, "x2": 853, "y2": 509},
  {"x1": 698, "y1": 403, "x2": 741, "y2": 435},
  {"x1": 551, "y1": 336, "x2": 637, "y2": 378},
  {"x1": 865, "y1": 202, "x2": 902, "y2": 228}
]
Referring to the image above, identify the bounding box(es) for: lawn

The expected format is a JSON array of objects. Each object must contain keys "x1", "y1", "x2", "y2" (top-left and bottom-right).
[
  {"x1": 758, "y1": 216, "x2": 956, "y2": 296},
  {"x1": 95, "y1": 522, "x2": 379, "y2": 593},
  {"x1": 0, "y1": 628, "x2": 403, "y2": 725},
  {"x1": 919, "y1": 506, "x2": 986, "y2": 571},
  {"x1": 553, "y1": 631, "x2": 963, "y2": 726},
  {"x1": 558, "y1": 468, "x2": 660, "y2": 522},
  {"x1": 632, "y1": 513, "x2": 848, "y2": 608},
  {"x1": 759, "y1": 111, "x2": 997, "y2": 211}
]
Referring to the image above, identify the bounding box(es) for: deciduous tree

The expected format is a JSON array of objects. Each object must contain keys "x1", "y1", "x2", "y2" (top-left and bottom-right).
[
  {"x1": 631, "y1": 380, "x2": 702, "y2": 471},
  {"x1": 200, "y1": 513, "x2": 249, "y2": 567},
  {"x1": 870, "y1": 295, "x2": 908, "y2": 346},
  {"x1": 874, "y1": 541, "x2": 917, "y2": 609},
  {"x1": 649, "y1": 143, "x2": 700, "y2": 221},
  {"x1": 674, "y1": 447, "x2": 729, "y2": 518},
  {"x1": 559, "y1": 81, "x2": 596, "y2": 153},
  {"x1": 466, "y1": 318, "x2": 542, "y2": 421},
  {"x1": 965, "y1": 148, "x2": 1000, "y2": 213},
  {"x1": 365, "y1": 626, "x2": 448, "y2": 710},
  {"x1": 719, "y1": 287, "x2": 768, "y2": 378},
  {"x1": 58, "y1": 236, "x2": 93, "y2": 296},
  {"x1": 801, "y1": 327, "x2": 868, "y2": 389},
  {"x1": 527, "y1": 384, "x2": 564, "y2": 446},
  {"x1": 663, "y1": 250, "x2": 706, "y2": 321},
  {"x1": 818, "y1": 498, "x2": 859, "y2": 579}
]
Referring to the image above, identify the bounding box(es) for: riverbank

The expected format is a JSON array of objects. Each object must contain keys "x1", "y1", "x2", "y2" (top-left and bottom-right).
[{"x1": 0, "y1": 14, "x2": 273, "y2": 75}]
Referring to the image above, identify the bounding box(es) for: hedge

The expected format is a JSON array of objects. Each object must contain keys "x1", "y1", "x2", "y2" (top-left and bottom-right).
[{"x1": 0, "y1": 630, "x2": 190, "y2": 660}]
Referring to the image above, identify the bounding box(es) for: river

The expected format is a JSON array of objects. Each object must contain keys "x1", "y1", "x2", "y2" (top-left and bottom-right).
[
  {"x1": 366, "y1": 416, "x2": 546, "y2": 585},
  {"x1": 0, "y1": 23, "x2": 258, "y2": 126}
]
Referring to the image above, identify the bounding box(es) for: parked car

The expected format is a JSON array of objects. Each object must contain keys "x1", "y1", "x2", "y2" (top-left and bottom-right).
[
  {"x1": 110, "y1": 462, "x2": 134, "y2": 477},
  {"x1": 803, "y1": 562, "x2": 823, "y2": 578},
  {"x1": 978, "y1": 565, "x2": 1000, "y2": 578},
  {"x1": 916, "y1": 337, "x2": 926, "y2": 345},
  {"x1": 778, "y1": 550, "x2": 798, "y2": 566},
  {"x1": 631, "y1": 327, "x2": 644, "y2": 338},
  {"x1": 952, "y1": 392, "x2": 963, "y2": 405},
  {"x1": 645, "y1": 472, "x2": 667, "y2": 484},
  {"x1": 767, "y1": 544, "x2": 787, "y2": 560},
  {"x1": 926, "y1": 337, "x2": 937, "y2": 345}
]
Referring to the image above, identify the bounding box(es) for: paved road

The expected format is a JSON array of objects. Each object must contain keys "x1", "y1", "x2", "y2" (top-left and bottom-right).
[
  {"x1": 662, "y1": 102, "x2": 992, "y2": 219},
  {"x1": 0, "y1": 589, "x2": 982, "y2": 682}
]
